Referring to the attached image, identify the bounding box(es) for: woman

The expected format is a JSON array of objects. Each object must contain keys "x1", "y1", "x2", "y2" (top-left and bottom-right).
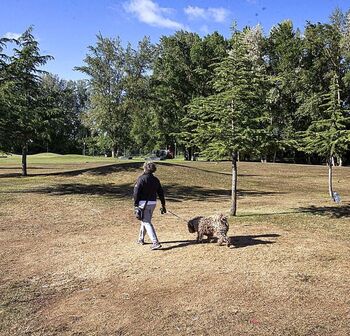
[{"x1": 133, "y1": 162, "x2": 166, "y2": 250}]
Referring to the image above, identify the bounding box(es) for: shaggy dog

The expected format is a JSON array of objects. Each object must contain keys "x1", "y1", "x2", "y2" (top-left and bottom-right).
[{"x1": 187, "y1": 214, "x2": 230, "y2": 246}]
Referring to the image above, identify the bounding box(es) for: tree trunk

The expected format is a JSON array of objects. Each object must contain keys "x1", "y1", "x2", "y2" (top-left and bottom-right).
[
  {"x1": 22, "y1": 144, "x2": 28, "y2": 177},
  {"x1": 111, "y1": 148, "x2": 115, "y2": 158},
  {"x1": 188, "y1": 147, "x2": 192, "y2": 161},
  {"x1": 273, "y1": 151, "x2": 277, "y2": 163},
  {"x1": 338, "y1": 157, "x2": 342, "y2": 167},
  {"x1": 230, "y1": 151, "x2": 238, "y2": 216},
  {"x1": 328, "y1": 156, "x2": 334, "y2": 200}
]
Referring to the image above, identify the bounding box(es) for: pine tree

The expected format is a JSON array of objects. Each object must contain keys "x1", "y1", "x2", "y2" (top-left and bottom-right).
[
  {"x1": 0, "y1": 27, "x2": 53, "y2": 175},
  {"x1": 300, "y1": 74, "x2": 350, "y2": 201},
  {"x1": 186, "y1": 29, "x2": 269, "y2": 215}
]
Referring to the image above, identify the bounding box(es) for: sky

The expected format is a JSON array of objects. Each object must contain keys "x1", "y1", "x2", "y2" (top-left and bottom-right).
[{"x1": 1, "y1": 0, "x2": 349, "y2": 80}]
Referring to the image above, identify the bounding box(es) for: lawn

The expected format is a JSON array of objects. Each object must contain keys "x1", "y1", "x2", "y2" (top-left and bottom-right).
[{"x1": 0, "y1": 155, "x2": 349, "y2": 335}]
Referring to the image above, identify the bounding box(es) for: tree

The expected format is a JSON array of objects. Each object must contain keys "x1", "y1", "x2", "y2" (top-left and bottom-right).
[
  {"x1": 38, "y1": 74, "x2": 89, "y2": 154},
  {"x1": 75, "y1": 33, "x2": 130, "y2": 157},
  {"x1": 185, "y1": 28, "x2": 269, "y2": 215},
  {"x1": 0, "y1": 27, "x2": 53, "y2": 175},
  {"x1": 178, "y1": 32, "x2": 228, "y2": 159},
  {"x1": 297, "y1": 22, "x2": 342, "y2": 129},
  {"x1": 125, "y1": 37, "x2": 157, "y2": 153},
  {"x1": 266, "y1": 20, "x2": 303, "y2": 162},
  {"x1": 299, "y1": 74, "x2": 350, "y2": 201},
  {"x1": 151, "y1": 31, "x2": 203, "y2": 155}
]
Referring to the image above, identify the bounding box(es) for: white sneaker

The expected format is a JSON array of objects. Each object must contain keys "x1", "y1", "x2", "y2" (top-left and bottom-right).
[{"x1": 151, "y1": 243, "x2": 162, "y2": 250}]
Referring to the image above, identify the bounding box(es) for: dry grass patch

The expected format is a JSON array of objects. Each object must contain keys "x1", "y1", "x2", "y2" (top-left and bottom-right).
[{"x1": 0, "y1": 160, "x2": 349, "y2": 335}]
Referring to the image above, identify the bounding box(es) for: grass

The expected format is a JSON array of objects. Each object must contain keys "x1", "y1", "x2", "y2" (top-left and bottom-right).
[
  {"x1": 0, "y1": 155, "x2": 349, "y2": 335},
  {"x1": 0, "y1": 153, "x2": 129, "y2": 164}
]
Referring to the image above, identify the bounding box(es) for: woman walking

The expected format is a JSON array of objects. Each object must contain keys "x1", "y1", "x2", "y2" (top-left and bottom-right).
[{"x1": 133, "y1": 162, "x2": 166, "y2": 250}]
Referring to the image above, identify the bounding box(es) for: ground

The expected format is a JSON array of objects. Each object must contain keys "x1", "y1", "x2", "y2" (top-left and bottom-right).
[{"x1": 0, "y1": 154, "x2": 349, "y2": 335}]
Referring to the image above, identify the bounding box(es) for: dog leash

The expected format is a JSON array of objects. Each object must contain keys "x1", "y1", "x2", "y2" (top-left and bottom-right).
[{"x1": 167, "y1": 210, "x2": 188, "y2": 223}]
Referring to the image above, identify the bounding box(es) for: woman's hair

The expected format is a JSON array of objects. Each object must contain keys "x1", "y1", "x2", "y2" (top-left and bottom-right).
[{"x1": 143, "y1": 161, "x2": 157, "y2": 173}]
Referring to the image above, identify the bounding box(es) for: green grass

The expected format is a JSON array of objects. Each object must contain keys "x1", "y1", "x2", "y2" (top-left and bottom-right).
[{"x1": 0, "y1": 153, "x2": 128, "y2": 164}]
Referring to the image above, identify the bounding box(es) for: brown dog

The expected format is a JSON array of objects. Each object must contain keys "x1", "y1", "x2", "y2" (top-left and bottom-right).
[{"x1": 187, "y1": 214, "x2": 230, "y2": 246}]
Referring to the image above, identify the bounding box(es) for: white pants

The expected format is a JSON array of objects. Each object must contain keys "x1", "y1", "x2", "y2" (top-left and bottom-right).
[{"x1": 138, "y1": 204, "x2": 159, "y2": 243}]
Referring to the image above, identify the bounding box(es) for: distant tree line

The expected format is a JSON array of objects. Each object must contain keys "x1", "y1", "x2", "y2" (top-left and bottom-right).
[{"x1": 1, "y1": 9, "x2": 350, "y2": 177}]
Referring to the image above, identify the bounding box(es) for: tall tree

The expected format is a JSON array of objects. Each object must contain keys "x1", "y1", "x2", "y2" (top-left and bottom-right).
[
  {"x1": 266, "y1": 20, "x2": 303, "y2": 162},
  {"x1": 75, "y1": 33, "x2": 130, "y2": 157},
  {"x1": 297, "y1": 22, "x2": 342, "y2": 129},
  {"x1": 38, "y1": 74, "x2": 89, "y2": 153},
  {"x1": 151, "y1": 31, "x2": 202, "y2": 155},
  {"x1": 179, "y1": 32, "x2": 228, "y2": 159},
  {"x1": 186, "y1": 28, "x2": 269, "y2": 215},
  {"x1": 124, "y1": 37, "x2": 157, "y2": 153},
  {"x1": 299, "y1": 74, "x2": 350, "y2": 200},
  {"x1": 0, "y1": 27, "x2": 53, "y2": 175}
]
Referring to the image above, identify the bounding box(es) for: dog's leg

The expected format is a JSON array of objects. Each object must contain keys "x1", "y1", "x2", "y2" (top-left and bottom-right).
[
  {"x1": 217, "y1": 236, "x2": 223, "y2": 245},
  {"x1": 197, "y1": 231, "x2": 203, "y2": 243},
  {"x1": 220, "y1": 235, "x2": 230, "y2": 247}
]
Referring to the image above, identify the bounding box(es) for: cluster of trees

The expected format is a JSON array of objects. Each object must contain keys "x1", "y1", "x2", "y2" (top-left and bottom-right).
[
  {"x1": 0, "y1": 28, "x2": 89, "y2": 174},
  {"x1": 72, "y1": 10, "x2": 350, "y2": 171},
  {"x1": 1, "y1": 10, "x2": 350, "y2": 211}
]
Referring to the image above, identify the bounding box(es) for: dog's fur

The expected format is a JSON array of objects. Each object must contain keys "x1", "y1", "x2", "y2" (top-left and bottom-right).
[{"x1": 187, "y1": 214, "x2": 230, "y2": 246}]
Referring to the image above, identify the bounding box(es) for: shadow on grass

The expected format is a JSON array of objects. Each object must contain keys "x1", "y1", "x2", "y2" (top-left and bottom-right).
[
  {"x1": 16, "y1": 182, "x2": 282, "y2": 202},
  {"x1": 0, "y1": 162, "x2": 144, "y2": 178},
  {"x1": 237, "y1": 211, "x2": 300, "y2": 217},
  {"x1": 158, "y1": 161, "x2": 258, "y2": 177},
  {"x1": 159, "y1": 234, "x2": 280, "y2": 251},
  {"x1": 19, "y1": 182, "x2": 134, "y2": 199},
  {"x1": 297, "y1": 204, "x2": 350, "y2": 218},
  {"x1": 166, "y1": 184, "x2": 283, "y2": 202},
  {"x1": 0, "y1": 161, "x2": 259, "y2": 178}
]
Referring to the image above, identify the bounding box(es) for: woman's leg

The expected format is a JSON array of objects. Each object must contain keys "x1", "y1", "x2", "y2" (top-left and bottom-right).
[
  {"x1": 141, "y1": 204, "x2": 159, "y2": 245},
  {"x1": 138, "y1": 222, "x2": 146, "y2": 243}
]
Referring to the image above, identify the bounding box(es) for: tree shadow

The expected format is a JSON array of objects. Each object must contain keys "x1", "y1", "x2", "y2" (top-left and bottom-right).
[
  {"x1": 0, "y1": 162, "x2": 144, "y2": 178},
  {"x1": 159, "y1": 161, "x2": 258, "y2": 177},
  {"x1": 9, "y1": 181, "x2": 283, "y2": 202},
  {"x1": 237, "y1": 211, "x2": 300, "y2": 217},
  {"x1": 0, "y1": 172, "x2": 23, "y2": 178},
  {"x1": 166, "y1": 184, "x2": 284, "y2": 202},
  {"x1": 297, "y1": 204, "x2": 350, "y2": 218},
  {"x1": 18, "y1": 182, "x2": 134, "y2": 199}
]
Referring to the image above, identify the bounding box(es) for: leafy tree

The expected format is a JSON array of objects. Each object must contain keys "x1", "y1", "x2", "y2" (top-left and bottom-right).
[
  {"x1": 266, "y1": 20, "x2": 303, "y2": 162},
  {"x1": 186, "y1": 28, "x2": 269, "y2": 215},
  {"x1": 299, "y1": 74, "x2": 350, "y2": 200},
  {"x1": 178, "y1": 32, "x2": 228, "y2": 159},
  {"x1": 151, "y1": 31, "x2": 203, "y2": 155},
  {"x1": 0, "y1": 27, "x2": 53, "y2": 175},
  {"x1": 297, "y1": 22, "x2": 342, "y2": 127},
  {"x1": 75, "y1": 33, "x2": 130, "y2": 157},
  {"x1": 38, "y1": 74, "x2": 89, "y2": 153},
  {"x1": 124, "y1": 37, "x2": 157, "y2": 153}
]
